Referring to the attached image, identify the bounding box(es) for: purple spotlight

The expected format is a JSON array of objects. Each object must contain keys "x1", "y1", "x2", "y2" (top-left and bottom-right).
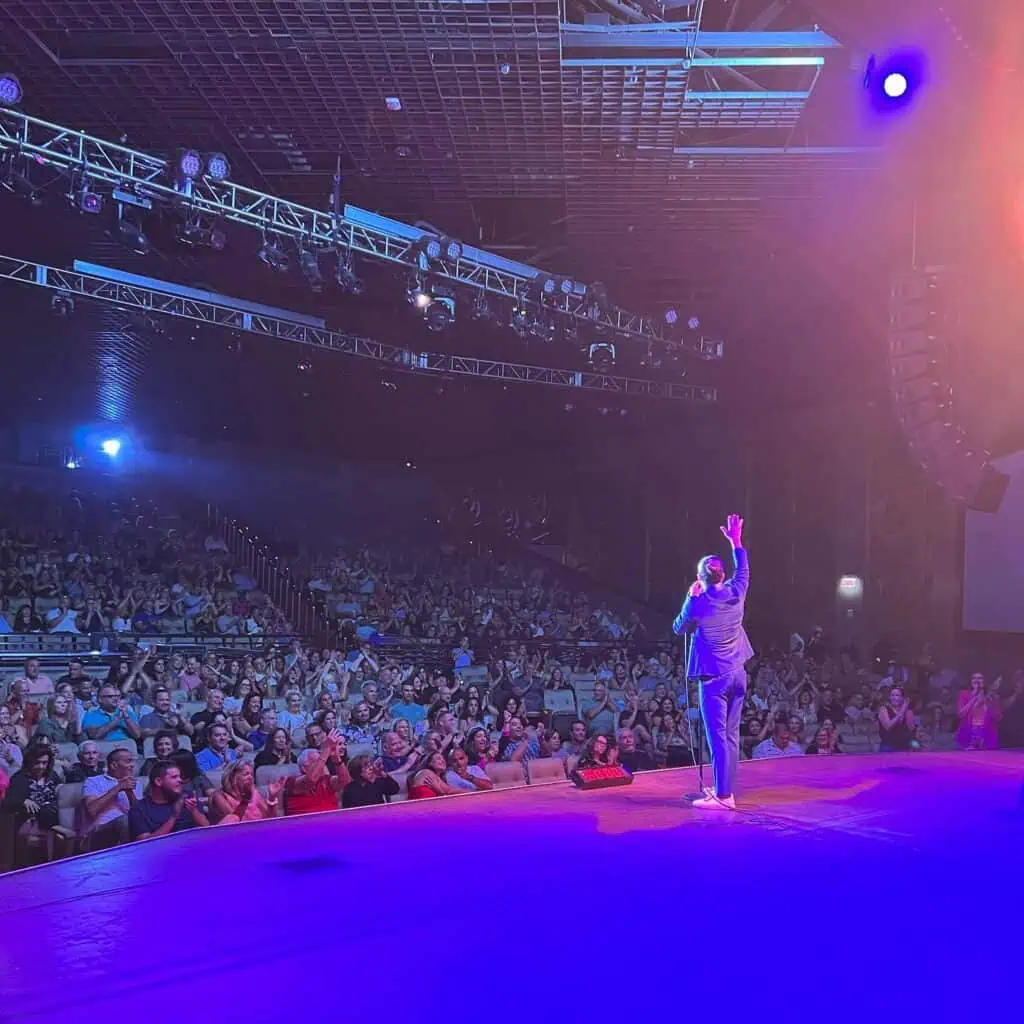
[
  {"x1": 178, "y1": 149, "x2": 203, "y2": 179},
  {"x1": 865, "y1": 49, "x2": 926, "y2": 114},
  {"x1": 0, "y1": 72, "x2": 22, "y2": 106}
]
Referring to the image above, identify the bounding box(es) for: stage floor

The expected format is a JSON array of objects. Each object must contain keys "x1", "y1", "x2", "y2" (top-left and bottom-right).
[{"x1": 2, "y1": 751, "x2": 1023, "y2": 1022}]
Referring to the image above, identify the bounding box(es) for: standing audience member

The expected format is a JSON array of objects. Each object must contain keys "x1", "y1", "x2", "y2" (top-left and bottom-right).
[
  {"x1": 877, "y1": 686, "x2": 915, "y2": 752},
  {"x1": 956, "y1": 672, "x2": 1001, "y2": 751}
]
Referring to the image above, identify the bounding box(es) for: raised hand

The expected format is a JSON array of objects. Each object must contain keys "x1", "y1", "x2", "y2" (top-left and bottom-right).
[
  {"x1": 720, "y1": 514, "x2": 744, "y2": 547},
  {"x1": 688, "y1": 580, "x2": 706, "y2": 598}
]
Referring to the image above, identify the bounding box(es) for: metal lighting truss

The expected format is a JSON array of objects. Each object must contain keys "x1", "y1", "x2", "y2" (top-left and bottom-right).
[
  {"x1": 0, "y1": 255, "x2": 717, "y2": 405},
  {"x1": 0, "y1": 107, "x2": 684, "y2": 349}
]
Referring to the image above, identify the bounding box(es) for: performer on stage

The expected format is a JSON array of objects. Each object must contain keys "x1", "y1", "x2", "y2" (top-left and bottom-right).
[{"x1": 673, "y1": 514, "x2": 752, "y2": 810}]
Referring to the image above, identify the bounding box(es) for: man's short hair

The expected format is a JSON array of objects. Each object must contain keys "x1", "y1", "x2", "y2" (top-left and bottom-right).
[
  {"x1": 148, "y1": 759, "x2": 176, "y2": 784},
  {"x1": 79, "y1": 740, "x2": 99, "y2": 753},
  {"x1": 107, "y1": 747, "x2": 134, "y2": 769}
]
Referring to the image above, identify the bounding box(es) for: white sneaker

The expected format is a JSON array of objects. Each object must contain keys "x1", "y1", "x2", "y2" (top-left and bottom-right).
[{"x1": 691, "y1": 793, "x2": 736, "y2": 810}]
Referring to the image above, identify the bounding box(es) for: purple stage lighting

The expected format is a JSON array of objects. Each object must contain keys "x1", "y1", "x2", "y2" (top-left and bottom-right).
[
  {"x1": 206, "y1": 152, "x2": 231, "y2": 181},
  {"x1": 0, "y1": 72, "x2": 22, "y2": 106},
  {"x1": 865, "y1": 50, "x2": 926, "y2": 114},
  {"x1": 178, "y1": 149, "x2": 203, "y2": 180}
]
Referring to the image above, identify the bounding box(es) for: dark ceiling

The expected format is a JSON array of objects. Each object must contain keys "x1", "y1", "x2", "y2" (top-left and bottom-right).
[{"x1": 0, "y1": 0, "x2": 1011, "y2": 462}]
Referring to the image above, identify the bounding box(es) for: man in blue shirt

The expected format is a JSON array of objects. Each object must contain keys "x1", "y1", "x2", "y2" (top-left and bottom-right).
[
  {"x1": 673, "y1": 514, "x2": 753, "y2": 810},
  {"x1": 194, "y1": 723, "x2": 238, "y2": 773},
  {"x1": 388, "y1": 683, "x2": 427, "y2": 728},
  {"x1": 82, "y1": 684, "x2": 142, "y2": 744}
]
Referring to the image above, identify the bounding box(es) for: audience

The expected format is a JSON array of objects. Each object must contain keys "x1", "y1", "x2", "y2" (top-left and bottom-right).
[{"x1": 1, "y1": 478, "x2": 1022, "y2": 873}]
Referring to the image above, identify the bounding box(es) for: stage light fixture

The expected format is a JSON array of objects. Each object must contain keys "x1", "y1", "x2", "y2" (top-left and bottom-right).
[
  {"x1": 407, "y1": 274, "x2": 432, "y2": 309},
  {"x1": 864, "y1": 50, "x2": 926, "y2": 113},
  {"x1": 258, "y1": 236, "x2": 289, "y2": 272},
  {"x1": 299, "y1": 247, "x2": 324, "y2": 292},
  {"x1": 444, "y1": 238, "x2": 463, "y2": 261},
  {"x1": 206, "y1": 152, "x2": 231, "y2": 181},
  {"x1": 510, "y1": 301, "x2": 530, "y2": 338},
  {"x1": 688, "y1": 316, "x2": 701, "y2": 331},
  {"x1": 101, "y1": 438, "x2": 122, "y2": 458},
  {"x1": 73, "y1": 185, "x2": 104, "y2": 215},
  {"x1": 0, "y1": 72, "x2": 22, "y2": 106},
  {"x1": 422, "y1": 236, "x2": 443, "y2": 261},
  {"x1": 208, "y1": 221, "x2": 227, "y2": 251},
  {"x1": 664, "y1": 308, "x2": 679, "y2": 326},
  {"x1": 2, "y1": 159, "x2": 42, "y2": 205},
  {"x1": 116, "y1": 213, "x2": 150, "y2": 255},
  {"x1": 883, "y1": 73, "x2": 908, "y2": 99},
  {"x1": 559, "y1": 277, "x2": 575, "y2": 296},
  {"x1": 51, "y1": 292, "x2": 75, "y2": 317},
  {"x1": 425, "y1": 292, "x2": 455, "y2": 331},
  {"x1": 177, "y1": 148, "x2": 203, "y2": 180},
  {"x1": 588, "y1": 341, "x2": 616, "y2": 372},
  {"x1": 335, "y1": 249, "x2": 364, "y2": 295}
]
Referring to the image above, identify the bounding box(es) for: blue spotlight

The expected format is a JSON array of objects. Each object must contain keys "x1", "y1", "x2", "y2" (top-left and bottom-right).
[
  {"x1": 101, "y1": 438, "x2": 122, "y2": 457},
  {"x1": 865, "y1": 50, "x2": 926, "y2": 114}
]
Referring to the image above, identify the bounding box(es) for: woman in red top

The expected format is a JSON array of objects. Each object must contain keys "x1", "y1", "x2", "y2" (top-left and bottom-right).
[
  {"x1": 407, "y1": 751, "x2": 462, "y2": 800},
  {"x1": 284, "y1": 731, "x2": 348, "y2": 816}
]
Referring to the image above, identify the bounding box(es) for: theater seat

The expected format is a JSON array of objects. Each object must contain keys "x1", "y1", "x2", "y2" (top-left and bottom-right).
[
  {"x1": 485, "y1": 761, "x2": 526, "y2": 789},
  {"x1": 526, "y1": 758, "x2": 568, "y2": 785},
  {"x1": 57, "y1": 782, "x2": 84, "y2": 832}
]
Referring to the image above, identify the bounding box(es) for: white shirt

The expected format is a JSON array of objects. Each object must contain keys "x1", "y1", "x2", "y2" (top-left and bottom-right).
[
  {"x1": 46, "y1": 608, "x2": 80, "y2": 633},
  {"x1": 82, "y1": 774, "x2": 145, "y2": 828},
  {"x1": 752, "y1": 738, "x2": 805, "y2": 759},
  {"x1": 444, "y1": 765, "x2": 489, "y2": 791}
]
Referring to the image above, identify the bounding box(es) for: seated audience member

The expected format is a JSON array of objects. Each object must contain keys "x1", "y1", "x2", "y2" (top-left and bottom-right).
[
  {"x1": 576, "y1": 734, "x2": 615, "y2": 769},
  {"x1": 581, "y1": 682, "x2": 618, "y2": 737},
  {"x1": 877, "y1": 686, "x2": 915, "y2": 752},
  {"x1": 616, "y1": 727, "x2": 655, "y2": 773},
  {"x1": 408, "y1": 751, "x2": 463, "y2": 799},
  {"x1": 65, "y1": 740, "x2": 105, "y2": 783},
  {"x1": 843, "y1": 693, "x2": 874, "y2": 731},
  {"x1": 32, "y1": 692, "x2": 82, "y2": 746},
  {"x1": 277, "y1": 690, "x2": 312, "y2": 738},
  {"x1": 343, "y1": 702, "x2": 379, "y2": 748},
  {"x1": 563, "y1": 720, "x2": 589, "y2": 758},
  {"x1": 81, "y1": 684, "x2": 141, "y2": 744},
  {"x1": 195, "y1": 723, "x2": 239, "y2": 773},
  {"x1": 189, "y1": 689, "x2": 227, "y2": 752},
  {"x1": 83, "y1": 748, "x2": 144, "y2": 849},
  {"x1": 804, "y1": 727, "x2": 842, "y2": 755},
  {"x1": 341, "y1": 754, "x2": 400, "y2": 809},
  {"x1": 212, "y1": 760, "x2": 286, "y2": 823},
  {"x1": 232, "y1": 693, "x2": 265, "y2": 744},
  {"x1": 1, "y1": 704, "x2": 29, "y2": 754},
  {"x1": 169, "y1": 750, "x2": 216, "y2": 806},
  {"x1": 541, "y1": 730, "x2": 566, "y2": 760},
  {"x1": 129, "y1": 760, "x2": 210, "y2": 840},
  {"x1": 13, "y1": 658, "x2": 55, "y2": 700},
  {"x1": 246, "y1": 708, "x2": 279, "y2": 752},
  {"x1": 753, "y1": 719, "x2": 805, "y2": 759},
  {"x1": 0, "y1": 715, "x2": 23, "y2": 779},
  {"x1": 498, "y1": 717, "x2": 541, "y2": 764},
  {"x1": 445, "y1": 747, "x2": 493, "y2": 792},
  {"x1": 465, "y1": 727, "x2": 497, "y2": 769},
  {"x1": 389, "y1": 681, "x2": 428, "y2": 727},
  {"x1": 139, "y1": 688, "x2": 194, "y2": 741},
  {"x1": 141, "y1": 730, "x2": 181, "y2": 777},
  {"x1": 380, "y1": 729, "x2": 419, "y2": 774},
  {"x1": 254, "y1": 727, "x2": 295, "y2": 768},
  {"x1": 285, "y1": 734, "x2": 346, "y2": 815},
  {"x1": 1, "y1": 743, "x2": 66, "y2": 860},
  {"x1": 6, "y1": 679, "x2": 42, "y2": 734}
]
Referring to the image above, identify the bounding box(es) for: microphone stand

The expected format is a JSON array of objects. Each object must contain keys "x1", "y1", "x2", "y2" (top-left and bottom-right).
[{"x1": 682, "y1": 631, "x2": 707, "y2": 801}]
